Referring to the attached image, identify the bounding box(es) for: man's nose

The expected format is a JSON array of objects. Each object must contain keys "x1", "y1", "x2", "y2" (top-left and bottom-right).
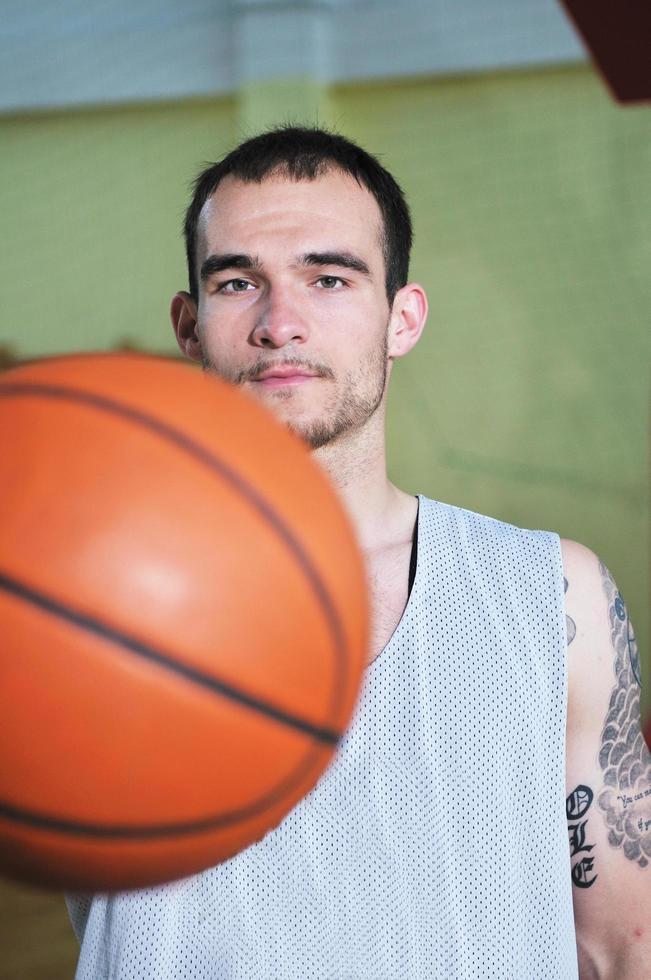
[{"x1": 249, "y1": 286, "x2": 309, "y2": 349}]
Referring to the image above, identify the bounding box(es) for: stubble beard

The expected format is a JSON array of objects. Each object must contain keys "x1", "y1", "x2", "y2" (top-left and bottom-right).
[{"x1": 201, "y1": 330, "x2": 389, "y2": 451}]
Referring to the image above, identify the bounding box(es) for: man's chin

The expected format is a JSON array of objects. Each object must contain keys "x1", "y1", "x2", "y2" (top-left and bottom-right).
[
  {"x1": 272, "y1": 413, "x2": 336, "y2": 450},
  {"x1": 240, "y1": 386, "x2": 324, "y2": 443},
  {"x1": 249, "y1": 400, "x2": 335, "y2": 449},
  {"x1": 203, "y1": 366, "x2": 340, "y2": 448}
]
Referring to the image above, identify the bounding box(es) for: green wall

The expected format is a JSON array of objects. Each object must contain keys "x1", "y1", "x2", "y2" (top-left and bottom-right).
[
  {"x1": 1, "y1": 66, "x2": 649, "y2": 716},
  {"x1": 1, "y1": 97, "x2": 236, "y2": 356}
]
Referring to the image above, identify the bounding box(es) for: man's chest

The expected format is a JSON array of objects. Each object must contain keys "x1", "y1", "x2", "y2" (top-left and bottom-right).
[{"x1": 365, "y1": 541, "x2": 413, "y2": 664}]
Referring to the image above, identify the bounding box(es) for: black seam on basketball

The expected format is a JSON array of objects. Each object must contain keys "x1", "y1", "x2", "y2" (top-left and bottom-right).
[
  {"x1": 0, "y1": 742, "x2": 328, "y2": 839},
  {"x1": 0, "y1": 570, "x2": 339, "y2": 746},
  {"x1": 0, "y1": 375, "x2": 353, "y2": 839}
]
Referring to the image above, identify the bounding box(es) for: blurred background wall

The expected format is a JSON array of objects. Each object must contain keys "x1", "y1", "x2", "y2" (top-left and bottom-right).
[{"x1": 0, "y1": 2, "x2": 649, "y2": 974}]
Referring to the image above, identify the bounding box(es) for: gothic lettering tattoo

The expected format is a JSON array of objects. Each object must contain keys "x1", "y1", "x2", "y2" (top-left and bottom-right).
[
  {"x1": 567, "y1": 784, "x2": 598, "y2": 887},
  {"x1": 596, "y1": 562, "x2": 651, "y2": 869},
  {"x1": 572, "y1": 855, "x2": 598, "y2": 888},
  {"x1": 564, "y1": 577, "x2": 576, "y2": 646}
]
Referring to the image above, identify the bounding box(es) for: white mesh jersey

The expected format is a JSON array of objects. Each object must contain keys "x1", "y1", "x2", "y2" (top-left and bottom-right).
[{"x1": 66, "y1": 496, "x2": 579, "y2": 979}]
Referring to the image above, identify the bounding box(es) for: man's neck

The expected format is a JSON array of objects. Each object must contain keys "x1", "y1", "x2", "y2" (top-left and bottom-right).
[{"x1": 311, "y1": 420, "x2": 416, "y2": 556}]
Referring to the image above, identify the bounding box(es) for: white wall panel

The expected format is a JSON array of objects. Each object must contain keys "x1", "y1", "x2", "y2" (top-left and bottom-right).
[
  {"x1": 0, "y1": 0, "x2": 233, "y2": 110},
  {"x1": 332, "y1": 0, "x2": 584, "y2": 81},
  {"x1": 0, "y1": 0, "x2": 585, "y2": 112}
]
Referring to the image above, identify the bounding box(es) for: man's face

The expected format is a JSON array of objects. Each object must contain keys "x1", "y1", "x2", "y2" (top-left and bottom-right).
[{"x1": 189, "y1": 169, "x2": 392, "y2": 449}]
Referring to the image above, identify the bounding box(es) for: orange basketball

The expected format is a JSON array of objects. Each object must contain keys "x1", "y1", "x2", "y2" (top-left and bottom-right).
[{"x1": 0, "y1": 353, "x2": 368, "y2": 892}]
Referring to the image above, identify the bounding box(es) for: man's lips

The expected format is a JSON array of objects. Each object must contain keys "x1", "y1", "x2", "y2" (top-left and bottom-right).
[{"x1": 252, "y1": 367, "x2": 322, "y2": 387}]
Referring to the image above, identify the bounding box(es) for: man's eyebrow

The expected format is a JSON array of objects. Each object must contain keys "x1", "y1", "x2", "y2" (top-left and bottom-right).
[
  {"x1": 200, "y1": 253, "x2": 262, "y2": 281},
  {"x1": 299, "y1": 252, "x2": 371, "y2": 276},
  {"x1": 199, "y1": 250, "x2": 372, "y2": 282}
]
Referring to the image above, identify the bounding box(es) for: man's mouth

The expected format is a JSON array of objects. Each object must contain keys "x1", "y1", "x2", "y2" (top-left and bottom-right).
[{"x1": 252, "y1": 365, "x2": 322, "y2": 387}]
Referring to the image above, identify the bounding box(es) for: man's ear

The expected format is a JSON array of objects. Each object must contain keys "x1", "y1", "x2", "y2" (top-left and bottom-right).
[
  {"x1": 170, "y1": 292, "x2": 202, "y2": 362},
  {"x1": 387, "y1": 283, "x2": 428, "y2": 359}
]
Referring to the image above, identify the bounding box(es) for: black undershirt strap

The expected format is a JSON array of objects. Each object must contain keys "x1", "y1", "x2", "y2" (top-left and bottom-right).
[{"x1": 407, "y1": 498, "x2": 419, "y2": 598}]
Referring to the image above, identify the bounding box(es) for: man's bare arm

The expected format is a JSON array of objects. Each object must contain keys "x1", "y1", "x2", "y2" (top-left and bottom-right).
[{"x1": 563, "y1": 540, "x2": 650, "y2": 979}]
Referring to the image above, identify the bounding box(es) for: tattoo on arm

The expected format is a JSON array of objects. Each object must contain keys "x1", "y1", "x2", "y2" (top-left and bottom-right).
[
  {"x1": 567, "y1": 784, "x2": 598, "y2": 887},
  {"x1": 564, "y1": 577, "x2": 576, "y2": 646},
  {"x1": 596, "y1": 562, "x2": 651, "y2": 868}
]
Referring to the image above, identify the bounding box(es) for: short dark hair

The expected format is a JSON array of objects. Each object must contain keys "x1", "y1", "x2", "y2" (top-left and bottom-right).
[{"x1": 183, "y1": 126, "x2": 412, "y2": 305}]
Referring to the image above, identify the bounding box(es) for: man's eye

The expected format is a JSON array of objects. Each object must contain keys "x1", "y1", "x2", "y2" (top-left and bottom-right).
[
  {"x1": 316, "y1": 276, "x2": 344, "y2": 289},
  {"x1": 219, "y1": 279, "x2": 254, "y2": 293}
]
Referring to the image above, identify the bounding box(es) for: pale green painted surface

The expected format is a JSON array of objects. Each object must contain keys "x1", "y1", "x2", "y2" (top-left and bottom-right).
[
  {"x1": 1, "y1": 67, "x2": 649, "y2": 717},
  {"x1": 237, "y1": 77, "x2": 333, "y2": 135},
  {"x1": 1, "y1": 98, "x2": 235, "y2": 356}
]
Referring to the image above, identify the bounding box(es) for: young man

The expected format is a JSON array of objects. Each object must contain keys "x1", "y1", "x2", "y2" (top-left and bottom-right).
[{"x1": 67, "y1": 128, "x2": 650, "y2": 978}]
